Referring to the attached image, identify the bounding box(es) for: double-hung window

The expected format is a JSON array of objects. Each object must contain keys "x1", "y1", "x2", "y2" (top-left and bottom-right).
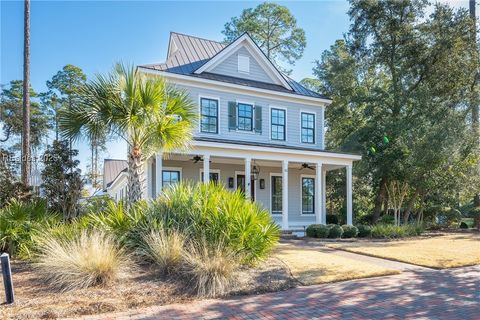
[
  {"x1": 302, "y1": 177, "x2": 315, "y2": 214},
  {"x1": 271, "y1": 175, "x2": 282, "y2": 214},
  {"x1": 271, "y1": 108, "x2": 286, "y2": 141},
  {"x1": 237, "y1": 103, "x2": 253, "y2": 131},
  {"x1": 162, "y1": 170, "x2": 180, "y2": 188},
  {"x1": 200, "y1": 98, "x2": 218, "y2": 133},
  {"x1": 301, "y1": 112, "x2": 315, "y2": 144}
]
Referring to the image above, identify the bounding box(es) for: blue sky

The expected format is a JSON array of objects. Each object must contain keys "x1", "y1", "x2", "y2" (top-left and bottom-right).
[{"x1": 0, "y1": 0, "x2": 471, "y2": 173}]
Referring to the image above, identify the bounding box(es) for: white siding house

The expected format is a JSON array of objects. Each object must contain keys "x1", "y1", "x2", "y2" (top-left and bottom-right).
[{"x1": 139, "y1": 32, "x2": 361, "y2": 230}]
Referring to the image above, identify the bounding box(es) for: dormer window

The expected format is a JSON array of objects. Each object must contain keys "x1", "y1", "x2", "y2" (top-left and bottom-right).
[{"x1": 238, "y1": 55, "x2": 250, "y2": 73}]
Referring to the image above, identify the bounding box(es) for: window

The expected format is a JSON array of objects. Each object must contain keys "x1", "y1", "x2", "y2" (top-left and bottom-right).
[
  {"x1": 162, "y1": 170, "x2": 180, "y2": 188},
  {"x1": 301, "y1": 112, "x2": 315, "y2": 144},
  {"x1": 271, "y1": 176, "x2": 282, "y2": 214},
  {"x1": 238, "y1": 103, "x2": 253, "y2": 131},
  {"x1": 271, "y1": 108, "x2": 286, "y2": 141},
  {"x1": 238, "y1": 55, "x2": 250, "y2": 73},
  {"x1": 201, "y1": 171, "x2": 219, "y2": 184},
  {"x1": 200, "y1": 98, "x2": 218, "y2": 133},
  {"x1": 302, "y1": 177, "x2": 315, "y2": 214}
]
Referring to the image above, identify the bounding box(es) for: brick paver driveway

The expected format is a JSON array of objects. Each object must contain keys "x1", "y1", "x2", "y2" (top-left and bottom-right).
[{"x1": 81, "y1": 265, "x2": 479, "y2": 320}]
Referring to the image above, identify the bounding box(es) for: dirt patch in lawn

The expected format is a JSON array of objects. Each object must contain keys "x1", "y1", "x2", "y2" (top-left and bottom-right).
[
  {"x1": 274, "y1": 243, "x2": 400, "y2": 285},
  {"x1": 328, "y1": 233, "x2": 480, "y2": 269},
  {"x1": 1, "y1": 257, "x2": 294, "y2": 320}
]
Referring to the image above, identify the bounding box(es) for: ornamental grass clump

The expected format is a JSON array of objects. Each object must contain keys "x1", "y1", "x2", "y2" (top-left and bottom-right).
[
  {"x1": 35, "y1": 230, "x2": 129, "y2": 291},
  {"x1": 182, "y1": 238, "x2": 239, "y2": 298},
  {"x1": 140, "y1": 228, "x2": 185, "y2": 275}
]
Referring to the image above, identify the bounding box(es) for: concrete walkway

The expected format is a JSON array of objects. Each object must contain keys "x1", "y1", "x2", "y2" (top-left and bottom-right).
[{"x1": 74, "y1": 265, "x2": 480, "y2": 320}]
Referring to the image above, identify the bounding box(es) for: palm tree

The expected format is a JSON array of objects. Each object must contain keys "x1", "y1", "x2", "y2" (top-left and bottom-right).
[
  {"x1": 58, "y1": 63, "x2": 196, "y2": 205},
  {"x1": 21, "y1": 0, "x2": 31, "y2": 187}
]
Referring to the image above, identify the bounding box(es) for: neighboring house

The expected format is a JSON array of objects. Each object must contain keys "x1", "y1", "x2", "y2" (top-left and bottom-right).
[
  {"x1": 103, "y1": 159, "x2": 128, "y2": 202},
  {"x1": 138, "y1": 32, "x2": 361, "y2": 230}
]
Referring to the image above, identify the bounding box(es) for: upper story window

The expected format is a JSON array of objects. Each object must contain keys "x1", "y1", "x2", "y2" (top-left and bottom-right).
[
  {"x1": 238, "y1": 55, "x2": 250, "y2": 73},
  {"x1": 238, "y1": 103, "x2": 253, "y2": 131},
  {"x1": 301, "y1": 112, "x2": 315, "y2": 144},
  {"x1": 271, "y1": 108, "x2": 286, "y2": 141},
  {"x1": 200, "y1": 98, "x2": 218, "y2": 134}
]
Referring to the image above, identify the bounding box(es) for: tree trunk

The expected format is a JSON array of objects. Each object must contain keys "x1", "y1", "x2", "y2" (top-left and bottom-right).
[
  {"x1": 373, "y1": 177, "x2": 387, "y2": 223},
  {"x1": 403, "y1": 188, "x2": 420, "y2": 224},
  {"x1": 127, "y1": 146, "x2": 145, "y2": 206},
  {"x1": 21, "y1": 0, "x2": 31, "y2": 187}
]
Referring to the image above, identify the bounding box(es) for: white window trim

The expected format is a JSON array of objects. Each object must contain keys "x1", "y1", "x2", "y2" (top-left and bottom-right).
[
  {"x1": 162, "y1": 167, "x2": 183, "y2": 186},
  {"x1": 199, "y1": 169, "x2": 221, "y2": 183},
  {"x1": 270, "y1": 172, "x2": 283, "y2": 215},
  {"x1": 300, "y1": 110, "x2": 317, "y2": 145},
  {"x1": 198, "y1": 95, "x2": 220, "y2": 134},
  {"x1": 234, "y1": 170, "x2": 257, "y2": 200},
  {"x1": 235, "y1": 99, "x2": 256, "y2": 134},
  {"x1": 300, "y1": 174, "x2": 316, "y2": 216},
  {"x1": 237, "y1": 54, "x2": 250, "y2": 74},
  {"x1": 269, "y1": 106, "x2": 287, "y2": 142}
]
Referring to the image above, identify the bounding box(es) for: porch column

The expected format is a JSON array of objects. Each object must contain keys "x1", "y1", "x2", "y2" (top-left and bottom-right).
[
  {"x1": 282, "y1": 160, "x2": 289, "y2": 230},
  {"x1": 203, "y1": 154, "x2": 210, "y2": 183},
  {"x1": 245, "y1": 157, "x2": 251, "y2": 199},
  {"x1": 346, "y1": 164, "x2": 353, "y2": 225},
  {"x1": 322, "y1": 168, "x2": 327, "y2": 224},
  {"x1": 155, "y1": 152, "x2": 163, "y2": 197},
  {"x1": 315, "y1": 161, "x2": 323, "y2": 224}
]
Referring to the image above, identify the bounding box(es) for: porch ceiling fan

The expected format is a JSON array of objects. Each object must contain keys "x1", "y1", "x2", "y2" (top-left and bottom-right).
[
  {"x1": 191, "y1": 155, "x2": 211, "y2": 163},
  {"x1": 300, "y1": 163, "x2": 315, "y2": 171}
]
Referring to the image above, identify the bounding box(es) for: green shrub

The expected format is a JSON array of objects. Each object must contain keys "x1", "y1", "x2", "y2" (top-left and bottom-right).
[
  {"x1": 356, "y1": 224, "x2": 372, "y2": 237},
  {"x1": 341, "y1": 225, "x2": 358, "y2": 238},
  {"x1": 0, "y1": 199, "x2": 60, "y2": 258},
  {"x1": 326, "y1": 214, "x2": 339, "y2": 224},
  {"x1": 35, "y1": 230, "x2": 129, "y2": 291},
  {"x1": 144, "y1": 183, "x2": 280, "y2": 264},
  {"x1": 356, "y1": 213, "x2": 373, "y2": 225},
  {"x1": 327, "y1": 224, "x2": 343, "y2": 238},
  {"x1": 459, "y1": 221, "x2": 469, "y2": 229},
  {"x1": 371, "y1": 224, "x2": 424, "y2": 239},
  {"x1": 436, "y1": 208, "x2": 462, "y2": 227},
  {"x1": 469, "y1": 207, "x2": 480, "y2": 229},
  {"x1": 378, "y1": 215, "x2": 395, "y2": 225},
  {"x1": 306, "y1": 224, "x2": 329, "y2": 238}
]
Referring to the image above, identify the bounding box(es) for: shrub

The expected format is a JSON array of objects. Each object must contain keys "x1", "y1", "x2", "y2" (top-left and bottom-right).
[
  {"x1": 469, "y1": 207, "x2": 480, "y2": 229},
  {"x1": 378, "y1": 214, "x2": 395, "y2": 225},
  {"x1": 371, "y1": 224, "x2": 424, "y2": 239},
  {"x1": 341, "y1": 225, "x2": 358, "y2": 238},
  {"x1": 356, "y1": 224, "x2": 372, "y2": 238},
  {"x1": 0, "y1": 199, "x2": 60, "y2": 258},
  {"x1": 436, "y1": 208, "x2": 462, "y2": 227},
  {"x1": 356, "y1": 213, "x2": 373, "y2": 225},
  {"x1": 327, "y1": 224, "x2": 343, "y2": 238},
  {"x1": 326, "y1": 214, "x2": 339, "y2": 224},
  {"x1": 145, "y1": 183, "x2": 280, "y2": 264},
  {"x1": 35, "y1": 230, "x2": 129, "y2": 291},
  {"x1": 306, "y1": 224, "x2": 329, "y2": 238},
  {"x1": 459, "y1": 221, "x2": 469, "y2": 229},
  {"x1": 139, "y1": 228, "x2": 185, "y2": 274},
  {"x1": 182, "y1": 239, "x2": 239, "y2": 297}
]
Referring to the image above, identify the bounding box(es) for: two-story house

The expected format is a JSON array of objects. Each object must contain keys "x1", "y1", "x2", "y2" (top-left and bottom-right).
[{"x1": 138, "y1": 32, "x2": 361, "y2": 230}]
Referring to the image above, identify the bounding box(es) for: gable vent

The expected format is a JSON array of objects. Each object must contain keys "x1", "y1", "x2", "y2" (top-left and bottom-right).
[{"x1": 238, "y1": 55, "x2": 250, "y2": 73}]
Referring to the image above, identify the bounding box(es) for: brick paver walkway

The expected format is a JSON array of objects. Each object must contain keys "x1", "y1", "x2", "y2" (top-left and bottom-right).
[{"x1": 76, "y1": 265, "x2": 480, "y2": 320}]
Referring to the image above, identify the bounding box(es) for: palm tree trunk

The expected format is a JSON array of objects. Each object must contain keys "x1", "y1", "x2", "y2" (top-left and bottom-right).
[
  {"x1": 21, "y1": 0, "x2": 31, "y2": 187},
  {"x1": 127, "y1": 146, "x2": 145, "y2": 206}
]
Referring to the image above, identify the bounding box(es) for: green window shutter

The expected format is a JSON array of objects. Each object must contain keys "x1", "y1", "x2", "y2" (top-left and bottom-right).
[
  {"x1": 254, "y1": 105, "x2": 262, "y2": 133},
  {"x1": 228, "y1": 101, "x2": 237, "y2": 130}
]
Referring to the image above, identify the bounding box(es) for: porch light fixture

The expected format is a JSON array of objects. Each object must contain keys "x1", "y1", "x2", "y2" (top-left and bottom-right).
[
  {"x1": 259, "y1": 179, "x2": 265, "y2": 189},
  {"x1": 252, "y1": 161, "x2": 260, "y2": 180}
]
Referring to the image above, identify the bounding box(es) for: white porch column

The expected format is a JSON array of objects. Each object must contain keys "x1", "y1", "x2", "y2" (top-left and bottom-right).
[
  {"x1": 315, "y1": 161, "x2": 323, "y2": 224},
  {"x1": 203, "y1": 155, "x2": 210, "y2": 183},
  {"x1": 346, "y1": 164, "x2": 353, "y2": 225},
  {"x1": 155, "y1": 152, "x2": 163, "y2": 197},
  {"x1": 245, "y1": 157, "x2": 251, "y2": 199},
  {"x1": 282, "y1": 160, "x2": 289, "y2": 230},
  {"x1": 322, "y1": 168, "x2": 327, "y2": 224}
]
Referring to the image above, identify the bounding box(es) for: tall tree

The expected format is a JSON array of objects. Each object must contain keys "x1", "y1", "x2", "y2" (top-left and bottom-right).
[
  {"x1": 470, "y1": 0, "x2": 480, "y2": 207},
  {"x1": 59, "y1": 63, "x2": 197, "y2": 205},
  {"x1": 21, "y1": 0, "x2": 31, "y2": 186},
  {"x1": 222, "y1": 2, "x2": 306, "y2": 73}
]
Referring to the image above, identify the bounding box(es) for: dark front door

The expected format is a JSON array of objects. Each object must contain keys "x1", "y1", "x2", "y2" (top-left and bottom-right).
[{"x1": 236, "y1": 174, "x2": 255, "y2": 200}]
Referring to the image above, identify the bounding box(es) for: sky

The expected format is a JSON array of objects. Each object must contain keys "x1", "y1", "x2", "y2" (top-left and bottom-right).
[{"x1": 0, "y1": 0, "x2": 473, "y2": 174}]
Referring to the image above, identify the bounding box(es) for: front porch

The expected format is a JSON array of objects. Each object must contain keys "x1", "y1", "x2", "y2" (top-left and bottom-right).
[{"x1": 144, "y1": 140, "x2": 361, "y2": 230}]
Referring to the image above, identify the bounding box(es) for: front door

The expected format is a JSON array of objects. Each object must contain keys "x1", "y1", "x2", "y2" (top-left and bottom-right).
[{"x1": 236, "y1": 174, "x2": 255, "y2": 200}]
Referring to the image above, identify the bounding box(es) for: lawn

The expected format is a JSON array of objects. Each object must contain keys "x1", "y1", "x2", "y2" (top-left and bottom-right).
[
  {"x1": 274, "y1": 243, "x2": 400, "y2": 285},
  {"x1": 328, "y1": 233, "x2": 480, "y2": 269}
]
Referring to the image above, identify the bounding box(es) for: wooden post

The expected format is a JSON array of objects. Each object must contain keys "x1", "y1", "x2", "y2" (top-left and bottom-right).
[{"x1": 1, "y1": 253, "x2": 14, "y2": 304}]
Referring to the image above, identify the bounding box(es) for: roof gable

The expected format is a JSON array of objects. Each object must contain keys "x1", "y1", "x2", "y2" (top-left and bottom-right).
[{"x1": 194, "y1": 33, "x2": 292, "y2": 90}]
